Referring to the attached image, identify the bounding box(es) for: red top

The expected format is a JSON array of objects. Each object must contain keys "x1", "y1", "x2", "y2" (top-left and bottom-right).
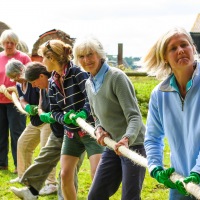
[{"x1": 0, "y1": 50, "x2": 31, "y2": 103}]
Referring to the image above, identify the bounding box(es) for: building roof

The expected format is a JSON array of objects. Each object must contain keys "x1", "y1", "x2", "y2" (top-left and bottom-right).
[
  {"x1": 0, "y1": 21, "x2": 10, "y2": 35},
  {"x1": 31, "y1": 29, "x2": 75, "y2": 56},
  {"x1": 191, "y1": 13, "x2": 200, "y2": 33}
]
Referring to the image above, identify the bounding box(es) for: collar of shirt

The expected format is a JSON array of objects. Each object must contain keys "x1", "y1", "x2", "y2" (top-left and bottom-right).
[
  {"x1": 170, "y1": 74, "x2": 192, "y2": 92},
  {"x1": 52, "y1": 64, "x2": 70, "y2": 105},
  {"x1": 90, "y1": 62, "x2": 109, "y2": 93}
]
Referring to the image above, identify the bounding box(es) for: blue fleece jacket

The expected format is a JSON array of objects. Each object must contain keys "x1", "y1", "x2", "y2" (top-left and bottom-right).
[{"x1": 145, "y1": 62, "x2": 200, "y2": 179}]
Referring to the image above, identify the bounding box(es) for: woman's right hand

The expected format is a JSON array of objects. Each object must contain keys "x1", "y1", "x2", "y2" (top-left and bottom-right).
[{"x1": 95, "y1": 126, "x2": 110, "y2": 146}]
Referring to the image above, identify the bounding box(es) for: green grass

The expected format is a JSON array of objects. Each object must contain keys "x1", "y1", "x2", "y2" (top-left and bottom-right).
[
  {"x1": 0, "y1": 76, "x2": 171, "y2": 200},
  {"x1": 130, "y1": 76, "x2": 160, "y2": 119}
]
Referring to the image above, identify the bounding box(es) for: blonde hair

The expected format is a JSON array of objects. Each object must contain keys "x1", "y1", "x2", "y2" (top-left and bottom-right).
[
  {"x1": 38, "y1": 39, "x2": 72, "y2": 65},
  {"x1": 141, "y1": 27, "x2": 197, "y2": 80},
  {"x1": 73, "y1": 36, "x2": 106, "y2": 67},
  {"x1": 0, "y1": 29, "x2": 19, "y2": 45}
]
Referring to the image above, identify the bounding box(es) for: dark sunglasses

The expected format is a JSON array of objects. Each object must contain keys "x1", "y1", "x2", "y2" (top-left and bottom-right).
[
  {"x1": 45, "y1": 40, "x2": 59, "y2": 56},
  {"x1": 45, "y1": 40, "x2": 53, "y2": 51}
]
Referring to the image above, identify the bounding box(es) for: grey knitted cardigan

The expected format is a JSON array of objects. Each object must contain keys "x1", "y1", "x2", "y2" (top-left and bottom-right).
[{"x1": 85, "y1": 66, "x2": 145, "y2": 147}]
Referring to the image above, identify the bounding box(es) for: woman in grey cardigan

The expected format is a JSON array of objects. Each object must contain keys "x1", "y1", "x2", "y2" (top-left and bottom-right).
[{"x1": 73, "y1": 36, "x2": 146, "y2": 200}]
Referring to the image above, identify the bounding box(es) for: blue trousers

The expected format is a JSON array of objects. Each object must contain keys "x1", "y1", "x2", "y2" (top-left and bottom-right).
[
  {"x1": 88, "y1": 145, "x2": 146, "y2": 200},
  {"x1": 169, "y1": 189, "x2": 197, "y2": 200},
  {"x1": 0, "y1": 103, "x2": 26, "y2": 167}
]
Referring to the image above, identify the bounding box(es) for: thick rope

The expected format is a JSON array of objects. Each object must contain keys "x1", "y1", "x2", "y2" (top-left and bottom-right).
[
  {"x1": 70, "y1": 114, "x2": 200, "y2": 199},
  {"x1": 0, "y1": 85, "x2": 28, "y2": 115},
  {"x1": 0, "y1": 85, "x2": 16, "y2": 100},
  {"x1": 11, "y1": 92, "x2": 28, "y2": 115}
]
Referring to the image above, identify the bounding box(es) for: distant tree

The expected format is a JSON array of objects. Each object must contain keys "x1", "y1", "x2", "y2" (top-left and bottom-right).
[
  {"x1": 107, "y1": 54, "x2": 117, "y2": 61},
  {"x1": 124, "y1": 57, "x2": 133, "y2": 66},
  {"x1": 133, "y1": 57, "x2": 141, "y2": 61},
  {"x1": 107, "y1": 55, "x2": 141, "y2": 69},
  {"x1": 123, "y1": 57, "x2": 142, "y2": 69}
]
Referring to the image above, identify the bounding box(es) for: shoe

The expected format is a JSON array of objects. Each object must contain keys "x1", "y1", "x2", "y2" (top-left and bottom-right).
[
  {"x1": 13, "y1": 168, "x2": 18, "y2": 174},
  {"x1": 39, "y1": 184, "x2": 57, "y2": 195},
  {"x1": 10, "y1": 186, "x2": 38, "y2": 200},
  {"x1": 10, "y1": 177, "x2": 21, "y2": 183},
  {"x1": 0, "y1": 166, "x2": 8, "y2": 170}
]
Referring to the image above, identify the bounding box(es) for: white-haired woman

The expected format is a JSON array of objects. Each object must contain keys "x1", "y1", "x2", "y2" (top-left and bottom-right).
[
  {"x1": 0, "y1": 30, "x2": 31, "y2": 173},
  {"x1": 142, "y1": 27, "x2": 200, "y2": 200},
  {"x1": 73, "y1": 36, "x2": 146, "y2": 200}
]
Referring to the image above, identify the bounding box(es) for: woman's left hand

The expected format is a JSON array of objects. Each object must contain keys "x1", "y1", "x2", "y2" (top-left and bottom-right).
[{"x1": 114, "y1": 137, "x2": 129, "y2": 156}]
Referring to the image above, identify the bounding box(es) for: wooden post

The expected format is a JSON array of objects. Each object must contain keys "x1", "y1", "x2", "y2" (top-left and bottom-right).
[{"x1": 117, "y1": 43, "x2": 123, "y2": 66}]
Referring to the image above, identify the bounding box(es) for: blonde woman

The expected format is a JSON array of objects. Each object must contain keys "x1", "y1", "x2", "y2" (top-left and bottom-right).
[{"x1": 142, "y1": 27, "x2": 200, "y2": 200}]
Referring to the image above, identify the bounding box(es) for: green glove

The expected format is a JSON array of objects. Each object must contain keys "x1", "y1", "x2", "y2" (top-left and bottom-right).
[
  {"x1": 40, "y1": 112, "x2": 56, "y2": 124},
  {"x1": 175, "y1": 180, "x2": 189, "y2": 196},
  {"x1": 63, "y1": 110, "x2": 75, "y2": 125},
  {"x1": 184, "y1": 172, "x2": 200, "y2": 184},
  {"x1": 151, "y1": 166, "x2": 176, "y2": 189},
  {"x1": 25, "y1": 104, "x2": 38, "y2": 116},
  {"x1": 71, "y1": 110, "x2": 88, "y2": 126},
  {"x1": 176, "y1": 172, "x2": 200, "y2": 196}
]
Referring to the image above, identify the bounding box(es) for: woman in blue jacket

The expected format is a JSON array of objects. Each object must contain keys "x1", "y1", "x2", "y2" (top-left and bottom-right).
[{"x1": 142, "y1": 27, "x2": 200, "y2": 200}]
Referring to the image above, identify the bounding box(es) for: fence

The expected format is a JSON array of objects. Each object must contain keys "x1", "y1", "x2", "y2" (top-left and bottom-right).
[{"x1": 125, "y1": 72, "x2": 147, "y2": 76}]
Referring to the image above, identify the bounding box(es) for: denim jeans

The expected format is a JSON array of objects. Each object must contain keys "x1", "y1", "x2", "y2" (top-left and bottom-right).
[
  {"x1": 169, "y1": 189, "x2": 197, "y2": 200},
  {"x1": 0, "y1": 103, "x2": 26, "y2": 167}
]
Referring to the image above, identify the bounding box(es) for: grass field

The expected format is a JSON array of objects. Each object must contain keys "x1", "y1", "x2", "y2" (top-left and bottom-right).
[{"x1": 0, "y1": 76, "x2": 172, "y2": 200}]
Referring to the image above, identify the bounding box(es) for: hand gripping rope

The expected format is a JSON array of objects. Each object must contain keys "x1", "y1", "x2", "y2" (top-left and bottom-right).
[
  {"x1": 70, "y1": 113, "x2": 200, "y2": 199},
  {"x1": 0, "y1": 85, "x2": 28, "y2": 115}
]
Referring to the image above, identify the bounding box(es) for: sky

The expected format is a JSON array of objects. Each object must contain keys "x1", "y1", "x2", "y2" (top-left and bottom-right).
[{"x1": 0, "y1": 0, "x2": 200, "y2": 57}]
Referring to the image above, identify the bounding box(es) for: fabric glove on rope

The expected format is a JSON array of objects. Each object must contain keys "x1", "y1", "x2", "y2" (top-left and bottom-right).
[
  {"x1": 176, "y1": 172, "x2": 200, "y2": 196},
  {"x1": 25, "y1": 104, "x2": 38, "y2": 116},
  {"x1": 40, "y1": 112, "x2": 56, "y2": 124},
  {"x1": 63, "y1": 110, "x2": 76, "y2": 125},
  {"x1": 71, "y1": 109, "x2": 88, "y2": 126},
  {"x1": 151, "y1": 166, "x2": 176, "y2": 189}
]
